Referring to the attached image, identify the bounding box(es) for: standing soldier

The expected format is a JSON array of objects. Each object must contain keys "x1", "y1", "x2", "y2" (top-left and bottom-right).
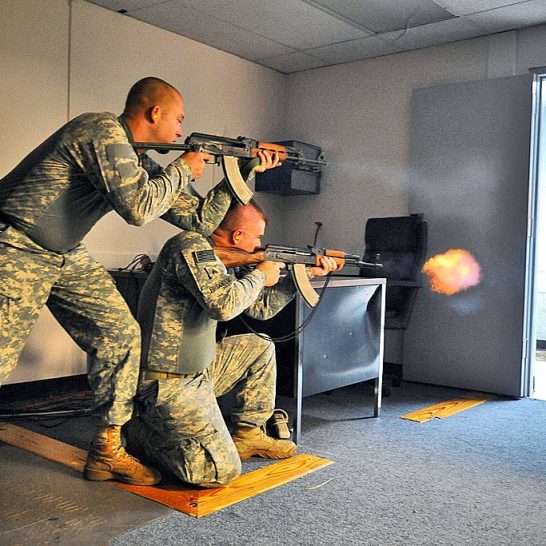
[{"x1": 0, "y1": 77, "x2": 233, "y2": 485}]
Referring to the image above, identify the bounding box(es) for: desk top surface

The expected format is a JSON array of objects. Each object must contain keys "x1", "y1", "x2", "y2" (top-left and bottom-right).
[{"x1": 310, "y1": 276, "x2": 386, "y2": 288}]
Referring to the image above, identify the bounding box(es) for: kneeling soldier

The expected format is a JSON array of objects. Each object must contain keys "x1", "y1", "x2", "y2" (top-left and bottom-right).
[{"x1": 124, "y1": 187, "x2": 338, "y2": 487}]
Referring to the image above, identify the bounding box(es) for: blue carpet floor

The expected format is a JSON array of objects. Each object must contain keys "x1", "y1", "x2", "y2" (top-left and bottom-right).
[{"x1": 2, "y1": 380, "x2": 546, "y2": 545}]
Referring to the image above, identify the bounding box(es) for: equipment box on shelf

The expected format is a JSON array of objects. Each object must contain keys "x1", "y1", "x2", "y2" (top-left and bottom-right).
[{"x1": 255, "y1": 140, "x2": 322, "y2": 195}]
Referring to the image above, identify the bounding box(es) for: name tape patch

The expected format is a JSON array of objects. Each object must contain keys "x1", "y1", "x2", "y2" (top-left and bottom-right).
[{"x1": 193, "y1": 250, "x2": 217, "y2": 263}]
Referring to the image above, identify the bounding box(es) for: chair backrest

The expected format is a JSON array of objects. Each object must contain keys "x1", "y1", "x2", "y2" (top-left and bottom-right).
[{"x1": 361, "y1": 214, "x2": 428, "y2": 281}]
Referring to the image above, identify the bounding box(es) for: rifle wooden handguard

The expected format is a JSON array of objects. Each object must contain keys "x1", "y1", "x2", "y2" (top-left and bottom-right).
[{"x1": 213, "y1": 246, "x2": 266, "y2": 268}]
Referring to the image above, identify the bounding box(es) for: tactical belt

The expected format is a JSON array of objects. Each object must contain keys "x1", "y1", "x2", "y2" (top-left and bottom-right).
[{"x1": 143, "y1": 370, "x2": 187, "y2": 380}]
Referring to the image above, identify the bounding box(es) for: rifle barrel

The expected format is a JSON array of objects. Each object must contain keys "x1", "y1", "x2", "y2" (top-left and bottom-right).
[
  {"x1": 132, "y1": 141, "x2": 327, "y2": 166},
  {"x1": 133, "y1": 142, "x2": 190, "y2": 152}
]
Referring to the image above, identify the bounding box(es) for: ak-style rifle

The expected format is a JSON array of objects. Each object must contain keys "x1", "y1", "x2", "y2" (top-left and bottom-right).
[
  {"x1": 213, "y1": 244, "x2": 382, "y2": 307},
  {"x1": 133, "y1": 133, "x2": 326, "y2": 205}
]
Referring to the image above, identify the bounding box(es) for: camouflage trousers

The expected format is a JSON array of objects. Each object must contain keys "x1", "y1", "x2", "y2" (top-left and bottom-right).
[
  {"x1": 125, "y1": 333, "x2": 276, "y2": 487},
  {"x1": 0, "y1": 223, "x2": 140, "y2": 425}
]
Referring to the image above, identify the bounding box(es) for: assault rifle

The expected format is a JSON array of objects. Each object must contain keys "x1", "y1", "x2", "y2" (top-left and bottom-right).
[
  {"x1": 133, "y1": 133, "x2": 326, "y2": 205},
  {"x1": 213, "y1": 244, "x2": 382, "y2": 307}
]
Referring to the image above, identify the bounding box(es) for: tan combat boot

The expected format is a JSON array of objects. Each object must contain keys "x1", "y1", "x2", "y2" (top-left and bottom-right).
[
  {"x1": 232, "y1": 426, "x2": 297, "y2": 460},
  {"x1": 84, "y1": 425, "x2": 161, "y2": 485}
]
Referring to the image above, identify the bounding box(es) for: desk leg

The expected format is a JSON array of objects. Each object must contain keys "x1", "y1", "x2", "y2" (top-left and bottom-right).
[
  {"x1": 374, "y1": 376, "x2": 382, "y2": 417},
  {"x1": 294, "y1": 393, "x2": 302, "y2": 446},
  {"x1": 294, "y1": 356, "x2": 303, "y2": 445},
  {"x1": 374, "y1": 282, "x2": 385, "y2": 417}
]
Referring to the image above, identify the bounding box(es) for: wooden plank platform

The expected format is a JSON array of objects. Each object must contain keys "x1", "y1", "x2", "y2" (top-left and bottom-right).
[
  {"x1": 0, "y1": 422, "x2": 87, "y2": 472},
  {"x1": 0, "y1": 423, "x2": 333, "y2": 517},
  {"x1": 401, "y1": 398, "x2": 489, "y2": 423},
  {"x1": 118, "y1": 454, "x2": 333, "y2": 517}
]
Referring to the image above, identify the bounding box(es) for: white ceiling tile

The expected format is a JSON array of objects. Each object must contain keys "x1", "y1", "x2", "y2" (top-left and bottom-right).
[
  {"x1": 434, "y1": 1, "x2": 531, "y2": 17},
  {"x1": 87, "y1": 0, "x2": 168, "y2": 11},
  {"x1": 308, "y1": 35, "x2": 401, "y2": 63},
  {"x1": 255, "y1": 51, "x2": 328, "y2": 73},
  {"x1": 128, "y1": 2, "x2": 296, "y2": 60},
  {"x1": 309, "y1": 0, "x2": 455, "y2": 32},
  {"x1": 85, "y1": 0, "x2": 546, "y2": 73},
  {"x1": 164, "y1": 0, "x2": 371, "y2": 49},
  {"x1": 467, "y1": 1, "x2": 546, "y2": 33},
  {"x1": 380, "y1": 16, "x2": 484, "y2": 50}
]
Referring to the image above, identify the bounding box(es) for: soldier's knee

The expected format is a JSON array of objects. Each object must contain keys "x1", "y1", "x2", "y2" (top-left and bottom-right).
[
  {"x1": 264, "y1": 338, "x2": 275, "y2": 358},
  {"x1": 252, "y1": 335, "x2": 275, "y2": 360},
  {"x1": 219, "y1": 457, "x2": 242, "y2": 484},
  {"x1": 124, "y1": 317, "x2": 141, "y2": 344},
  {"x1": 202, "y1": 459, "x2": 241, "y2": 488},
  {"x1": 186, "y1": 458, "x2": 241, "y2": 488},
  {"x1": 120, "y1": 311, "x2": 140, "y2": 335},
  {"x1": 92, "y1": 315, "x2": 140, "y2": 364},
  {"x1": 110, "y1": 315, "x2": 140, "y2": 347}
]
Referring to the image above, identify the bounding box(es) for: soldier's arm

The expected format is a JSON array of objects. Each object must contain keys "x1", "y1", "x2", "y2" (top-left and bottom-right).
[
  {"x1": 170, "y1": 232, "x2": 268, "y2": 322},
  {"x1": 161, "y1": 158, "x2": 263, "y2": 235},
  {"x1": 79, "y1": 115, "x2": 192, "y2": 225},
  {"x1": 243, "y1": 273, "x2": 297, "y2": 320},
  {"x1": 160, "y1": 180, "x2": 233, "y2": 236}
]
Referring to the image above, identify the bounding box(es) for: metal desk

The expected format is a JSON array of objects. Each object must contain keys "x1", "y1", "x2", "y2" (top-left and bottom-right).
[{"x1": 290, "y1": 277, "x2": 385, "y2": 442}]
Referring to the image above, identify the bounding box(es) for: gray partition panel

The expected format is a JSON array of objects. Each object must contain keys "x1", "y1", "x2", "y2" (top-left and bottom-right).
[{"x1": 405, "y1": 75, "x2": 532, "y2": 396}]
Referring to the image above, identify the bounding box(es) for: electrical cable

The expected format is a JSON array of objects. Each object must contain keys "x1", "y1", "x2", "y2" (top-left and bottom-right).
[
  {"x1": 0, "y1": 390, "x2": 98, "y2": 425},
  {"x1": 119, "y1": 253, "x2": 153, "y2": 271},
  {"x1": 237, "y1": 273, "x2": 332, "y2": 343}
]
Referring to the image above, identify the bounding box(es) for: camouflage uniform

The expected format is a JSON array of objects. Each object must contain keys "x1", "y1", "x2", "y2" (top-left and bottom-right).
[
  {"x1": 124, "y1": 230, "x2": 296, "y2": 486},
  {"x1": 0, "y1": 113, "x2": 232, "y2": 425}
]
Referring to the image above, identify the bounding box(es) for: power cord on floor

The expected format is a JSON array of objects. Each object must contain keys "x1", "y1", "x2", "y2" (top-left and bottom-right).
[{"x1": 0, "y1": 390, "x2": 98, "y2": 427}]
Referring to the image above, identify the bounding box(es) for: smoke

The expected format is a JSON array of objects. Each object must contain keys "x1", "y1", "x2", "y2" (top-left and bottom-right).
[
  {"x1": 422, "y1": 249, "x2": 481, "y2": 296},
  {"x1": 447, "y1": 294, "x2": 483, "y2": 316}
]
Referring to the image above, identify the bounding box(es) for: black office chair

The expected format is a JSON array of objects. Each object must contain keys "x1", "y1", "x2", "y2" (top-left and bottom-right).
[{"x1": 359, "y1": 214, "x2": 428, "y2": 330}]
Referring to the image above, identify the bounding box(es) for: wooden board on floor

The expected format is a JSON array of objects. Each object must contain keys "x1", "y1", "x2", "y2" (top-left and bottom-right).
[
  {"x1": 118, "y1": 453, "x2": 333, "y2": 517},
  {"x1": 0, "y1": 423, "x2": 333, "y2": 517},
  {"x1": 401, "y1": 397, "x2": 489, "y2": 423},
  {"x1": 401, "y1": 398, "x2": 489, "y2": 423},
  {"x1": 0, "y1": 421, "x2": 87, "y2": 472}
]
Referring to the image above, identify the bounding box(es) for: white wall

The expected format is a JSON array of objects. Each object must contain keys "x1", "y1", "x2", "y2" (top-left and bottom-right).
[
  {"x1": 280, "y1": 26, "x2": 546, "y2": 362},
  {"x1": 281, "y1": 37, "x2": 504, "y2": 251},
  {"x1": 279, "y1": 27, "x2": 546, "y2": 250},
  {"x1": 1, "y1": 0, "x2": 69, "y2": 172},
  {"x1": 0, "y1": 0, "x2": 88, "y2": 383}
]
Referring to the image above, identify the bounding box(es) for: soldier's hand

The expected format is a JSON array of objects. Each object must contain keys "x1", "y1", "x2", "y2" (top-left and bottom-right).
[
  {"x1": 181, "y1": 151, "x2": 213, "y2": 179},
  {"x1": 309, "y1": 256, "x2": 341, "y2": 277},
  {"x1": 253, "y1": 150, "x2": 281, "y2": 173},
  {"x1": 256, "y1": 260, "x2": 285, "y2": 286}
]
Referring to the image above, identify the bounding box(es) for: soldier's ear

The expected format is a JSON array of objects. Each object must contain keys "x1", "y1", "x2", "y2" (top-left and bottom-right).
[
  {"x1": 149, "y1": 106, "x2": 160, "y2": 123},
  {"x1": 232, "y1": 230, "x2": 243, "y2": 243}
]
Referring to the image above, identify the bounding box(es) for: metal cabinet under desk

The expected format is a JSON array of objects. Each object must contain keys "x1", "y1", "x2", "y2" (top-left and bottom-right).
[{"x1": 225, "y1": 277, "x2": 386, "y2": 443}]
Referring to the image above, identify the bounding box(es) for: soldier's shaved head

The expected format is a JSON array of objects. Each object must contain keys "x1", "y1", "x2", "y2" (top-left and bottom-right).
[
  {"x1": 123, "y1": 77, "x2": 182, "y2": 117},
  {"x1": 219, "y1": 201, "x2": 267, "y2": 232},
  {"x1": 212, "y1": 200, "x2": 268, "y2": 252},
  {"x1": 123, "y1": 77, "x2": 185, "y2": 144}
]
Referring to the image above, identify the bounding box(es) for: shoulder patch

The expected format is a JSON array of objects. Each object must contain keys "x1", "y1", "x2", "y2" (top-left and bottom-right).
[
  {"x1": 193, "y1": 249, "x2": 216, "y2": 263},
  {"x1": 105, "y1": 142, "x2": 139, "y2": 182}
]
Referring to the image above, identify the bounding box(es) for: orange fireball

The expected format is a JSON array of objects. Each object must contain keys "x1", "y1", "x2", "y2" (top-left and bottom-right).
[{"x1": 422, "y1": 249, "x2": 481, "y2": 296}]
